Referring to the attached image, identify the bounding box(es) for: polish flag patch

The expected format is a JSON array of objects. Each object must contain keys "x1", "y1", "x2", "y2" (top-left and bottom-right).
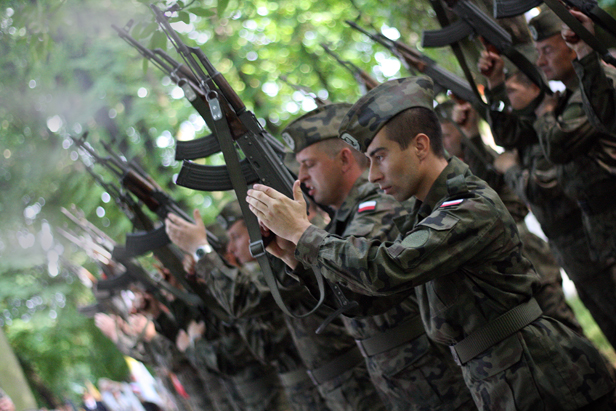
[
  {"x1": 440, "y1": 199, "x2": 464, "y2": 208},
  {"x1": 358, "y1": 200, "x2": 377, "y2": 213}
]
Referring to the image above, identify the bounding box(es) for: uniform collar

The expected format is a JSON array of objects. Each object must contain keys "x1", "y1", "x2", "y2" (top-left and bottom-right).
[{"x1": 332, "y1": 172, "x2": 374, "y2": 223}]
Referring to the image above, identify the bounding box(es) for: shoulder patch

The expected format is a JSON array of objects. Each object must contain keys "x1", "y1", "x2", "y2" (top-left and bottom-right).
[
  {"x1": 358, "y1": 200, "x2": 377, "y2": 213},
  {"x1": 440, "y1": 199, "x2": 464, "y2": 208}
]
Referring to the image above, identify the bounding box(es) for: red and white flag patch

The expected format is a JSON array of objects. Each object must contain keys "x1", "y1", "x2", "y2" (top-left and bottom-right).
[
  {"x1": 440, "y1": 199, "x2": 464, "y2": 208},
  {"x1": 358, "y1": 200, "x2": 377, "y2": 213}
]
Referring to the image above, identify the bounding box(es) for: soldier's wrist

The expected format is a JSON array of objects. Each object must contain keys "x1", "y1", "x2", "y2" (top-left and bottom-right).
[{"x1": 193, "y1": 244, "x2": 213, "y2": 261}]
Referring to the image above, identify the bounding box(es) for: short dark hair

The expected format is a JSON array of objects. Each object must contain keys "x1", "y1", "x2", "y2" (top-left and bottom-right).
[{"x1": 382, "y1": 107, "x2": 444, "y2": 157}]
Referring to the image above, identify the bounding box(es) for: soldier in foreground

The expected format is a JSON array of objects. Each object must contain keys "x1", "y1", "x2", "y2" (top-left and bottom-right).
[
  {"x1": 247, "y1": 76, "x2": 615, "y2": 411},
  {"x1": 281, "y1": 103, "x2": 474, "y2": 411}
]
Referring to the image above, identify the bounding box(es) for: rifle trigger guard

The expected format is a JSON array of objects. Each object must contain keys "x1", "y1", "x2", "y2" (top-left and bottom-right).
[
  {"x1": 207, "y1": 91, "x2": 223, "y2": 120},
  {"x1": 249, "y1": 240, "x2": 266, "y2": 258}
]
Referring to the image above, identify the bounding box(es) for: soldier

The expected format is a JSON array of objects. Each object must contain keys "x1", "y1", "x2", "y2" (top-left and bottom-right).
[
  {"x1": 437, "y1": 99, "x2": 583, "y2": 334},
  {"x1": 281, "y1": 103, "x2": 474, "y2": 411},
  {"x1": 166, "y1": 205, "x2": 318, "y2": 411},
  {"x1": 478, "y1": 43, "x2": 616, "y2": 350},
  {"x1": 247, "y1": 76, "x2": 615, "y2": 411},
  {"x1": 529, "y1": 8, "x2": 616, "y2": 263},
  {"x1": 562, "y1": 9, "x2": 616, "y2": 135}
]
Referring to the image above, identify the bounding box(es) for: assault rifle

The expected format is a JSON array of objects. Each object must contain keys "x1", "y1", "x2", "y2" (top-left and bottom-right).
[
  {"x1": 345, "y1": 20, "x2": 486, "y2": 115},
  {"x1": 422, "y1": 0, "x2": 550, "y2": 93},
  {"x1": 494, "y1": 0, "x2": 616, "y2": 67},
  {"x1": 71, "y1": 132, "x2": 220, "y2": 257},
  {"x1": 320, "y1": 43, "x2": 380, "y2": 93},
  {"x1": 116, "y1": 5, "x2": 328, "y2": 319},
  {"x1": 494, "y1": 0, "x2": 616, "y2": 40}
]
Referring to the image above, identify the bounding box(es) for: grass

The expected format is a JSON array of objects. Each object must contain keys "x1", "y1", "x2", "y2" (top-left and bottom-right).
[{"x1": 568, "y1": 296, "x2": 616, "y2": 365}]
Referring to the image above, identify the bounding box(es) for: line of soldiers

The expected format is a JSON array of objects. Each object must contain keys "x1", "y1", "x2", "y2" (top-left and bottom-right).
[{"x1": 88, "y1": 6, "x2": 616, "y2": 411}]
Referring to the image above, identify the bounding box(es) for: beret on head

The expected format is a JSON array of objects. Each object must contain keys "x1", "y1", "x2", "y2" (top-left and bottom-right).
[
  {"x1": 281, "y1": 103, "x2": 353, "y2": 153},
  {"x1": 216, "y1": 200, "x2": 243, "y2": 230},
  {"x1": 338, "y1": 76, "x2": 435, "y2": 153},
  {"x1": 529, "y1": 8, "x2": 562, "y2": 42}
]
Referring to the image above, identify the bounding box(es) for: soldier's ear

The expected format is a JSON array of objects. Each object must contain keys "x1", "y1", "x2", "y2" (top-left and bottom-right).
[
  {"x1": 414, "y1": 133, "x2": 430, "y2": 159},
  {"x1": 339, "y1": 147, "x2": 354, "y2": 170}
]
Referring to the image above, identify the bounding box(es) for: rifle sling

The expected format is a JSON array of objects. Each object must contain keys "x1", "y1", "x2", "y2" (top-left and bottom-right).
[
  {"x1": 202, "y1": 92, "x2": 326, "y2": 319},
  {"x1": 543, "y1": 0, "x2": 616, "y2": 67}
]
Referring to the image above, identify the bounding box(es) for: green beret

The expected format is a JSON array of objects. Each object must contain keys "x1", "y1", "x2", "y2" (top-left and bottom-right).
[
  {"x1": 216, "y1": 200, "x2": 243, "y2": 230},
  {"x1": 529, "y1": 8, "x2": 562, "y2": 42},
  {"x1": 338, "y1": 76, "x2": 435, "y2": 153},
  {"x1": 281, "y1": 103, "x2": 352, "y2": 153}
]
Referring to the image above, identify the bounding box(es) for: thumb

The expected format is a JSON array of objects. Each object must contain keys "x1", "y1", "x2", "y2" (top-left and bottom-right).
[
  {"x1": 293, "y1": 180, "x2": 305, "y2": 205},
  {"x1": 193, "y1": 208, "x2": 205, "y2": 229}
]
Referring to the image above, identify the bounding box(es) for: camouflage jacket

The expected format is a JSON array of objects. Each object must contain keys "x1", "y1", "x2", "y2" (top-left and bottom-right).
[
  {"x1": 195, "y1": 254, "x2": 302, "y2": 372},
  {"x1": 573, "y1": 51, "x2": 616, "y2": 135},
  {"x1": 534, "y1": 79, "x2": 616, "y2": 201},
  {"x1": 295, "y1": 156, "x2": 538, "y2": 341},
  {"x1": 486, "y1": 84, "x2": 585, "y2": 240},
  {"x1": 295, "y1": 157, "x2": 615, "y2": 409}
]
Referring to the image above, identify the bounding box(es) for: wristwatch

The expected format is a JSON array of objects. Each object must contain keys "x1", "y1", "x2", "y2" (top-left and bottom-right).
[{"x1": 193, "y1": 244, "x2": 213, "y2": 261}]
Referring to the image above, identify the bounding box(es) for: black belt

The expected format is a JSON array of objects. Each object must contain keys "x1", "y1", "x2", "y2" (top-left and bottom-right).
[
  {"x1": 450, "y1": 298, "x2": 542, "y2": 365},
  {"x1": 278, "y1": 368, "x2": 311, "y2": 387},
  {"x1": 355, "y1": 316, "x2": 426, "y2": 358},
  {"x1": 307, "y1": 347, "x2": 363, "y2": 385}
]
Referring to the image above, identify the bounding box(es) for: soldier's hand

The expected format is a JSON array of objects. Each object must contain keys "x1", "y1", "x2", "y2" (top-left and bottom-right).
[
  {"x1": 535, "y1": 93, "x2": 559, "y2": 118},
  {"x1": 562, "y1": 10, "x2": 594, "y2": 60},
  {"x1": 165, "y1": 209, "x2": 208, "y2": 255},
  {"x1": 183, "y1": 254, "x2": 196, "y2": 276},
  {"x1": 94, "y1": 313, "x2": 118, "y2": 342},
  {"x1": 494, "y1": 150, "x2": 519, "y2": 174},
  {"x1": 452, "y1": 101, "x2": 479, "y2": 137},
  {"x1": 187, "y1": 320, "x2": 206, "y2": 339},
  {"x1": 266, "y1": 235, "x2": 299, "y2": 270},
  {"x1": 0, "y1": 396, "x2": 16, "y2": 411},
  {"x1": 478, "y1": 50, "x2": 505, "y2": 88},
  {"x1": 176, "y1": 329, "x2": 191, "y2": 352},
  {"x1": 246, "y1": 180, "x2": 312, "y2": 245}
]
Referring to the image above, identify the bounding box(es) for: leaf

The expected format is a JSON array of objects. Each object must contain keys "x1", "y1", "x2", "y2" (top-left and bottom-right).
[
  {"x1": 217, "y1": 0, "x2": 230, "y2": 17},
  {"x1": 139, "y1": 22, "x2": 159, "y2": 40},
  {"x1": 189, "y1": 7, "x2": 216, "y2": 18},
  {"x1": 178, "y1": 11, "x2": 190, "y2": 24},
  {"x1": 150, "y1": 29, "x2": 167, "y2": 51},
  {"x1": 142, "y1": 57, "x2": 149, "y2": 75}
]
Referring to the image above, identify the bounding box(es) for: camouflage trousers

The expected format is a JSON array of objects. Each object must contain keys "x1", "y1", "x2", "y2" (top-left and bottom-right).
[
  {"x1": 316, "y1": 362, "x2": 387, "y2": 411},
  {"x1": 516, "y1": 222, "x2": 584, "y2": 334},
  {"x1": 365, "y1": 334, "x2": 475, "y2": 411},
  {"x1": 278, "y1": 369, "x2": 331, "y2": 411},
  {"x1": 461, "y1": 317, "x2": 615, "y2": 411},
  {"x1": 549, "y1": 225, "x2": 616, "y2": 351},
  {"x1": 222, "y1": 364, "x2": 290, "y2": 411}
]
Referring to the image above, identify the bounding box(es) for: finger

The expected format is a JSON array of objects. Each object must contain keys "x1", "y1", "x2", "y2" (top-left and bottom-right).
[
  {"x1": 251, "y1": 183, "x2": 287, "y2": 200},
  {"x1": 193, "y1": 209, "x2": 205, "y2": 228},
  {"x1": 167, "y1": 212, "x2": 184, "y2": 224},
  {"x1": 293, "y1": 180, "x2": 305, "y2": 206}
]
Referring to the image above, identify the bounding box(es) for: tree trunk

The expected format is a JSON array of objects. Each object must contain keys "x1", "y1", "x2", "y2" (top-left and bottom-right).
[{"x1": 0, "y1": 328, "x2": 38, "y2": 411}]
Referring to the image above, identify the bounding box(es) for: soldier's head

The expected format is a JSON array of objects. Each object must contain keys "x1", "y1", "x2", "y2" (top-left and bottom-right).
[
  {"x1": 338, "y1": 76, "x2": 445, "y2": 201},
  {"x1": 505, "y1": 71, "x2": 542, "y2": 111},
  {"x1": 217, "y1": 201, "x2": 254, "y2": 265},
  {"x1": 529, "y1": 8, "x2": 576, "y2": 84},
  {"x1": 436, "y1": 101, "x2": 463, "y2": 158},
  {"x1": 282, "y1": 103, "x2": 368, "y2": 209}
]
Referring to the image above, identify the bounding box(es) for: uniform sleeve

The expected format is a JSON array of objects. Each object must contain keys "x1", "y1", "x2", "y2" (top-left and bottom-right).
[
  {"x1": 342, "y1": 195, "x2": 401, "y2": 241},
  {"x1": 196, "y1": 254, "x2": 271, "y2": 319},
  {"x1": 534, "y1": 92, "x2": 600, "y2": 163},
  {"x1": 296, "y1": 197, "x2": 508, "y2": 296},
  {"x1": 486, "y1": 83, "x2": 539, "y2": 149},
  {"x1": 573, "y1": 52, "x2": 616, "y2": 135}
]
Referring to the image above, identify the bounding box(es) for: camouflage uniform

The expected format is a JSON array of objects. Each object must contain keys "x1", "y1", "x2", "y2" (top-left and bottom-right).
[
  {"x1": 573, "y1": 51, "x2": 616, "y2": 135},
  {"x1": 297, "y1": 77, "x2": 615, "y2": 410},
  {"x1": 529, "y1": 11, "x2": 616, "y2": 263},
  {"x1": 486, "y1": 77, "x2": 616, "y2": 350},
  {"x1": 437, "y1": 104, "x2": 583, "y2": 334},
  {"x1": 285, "y1": 104, "x2": 474, "y2": 411},
  {"x1": 197, "y1": 202, "x2": 326, "y2": 411}
]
